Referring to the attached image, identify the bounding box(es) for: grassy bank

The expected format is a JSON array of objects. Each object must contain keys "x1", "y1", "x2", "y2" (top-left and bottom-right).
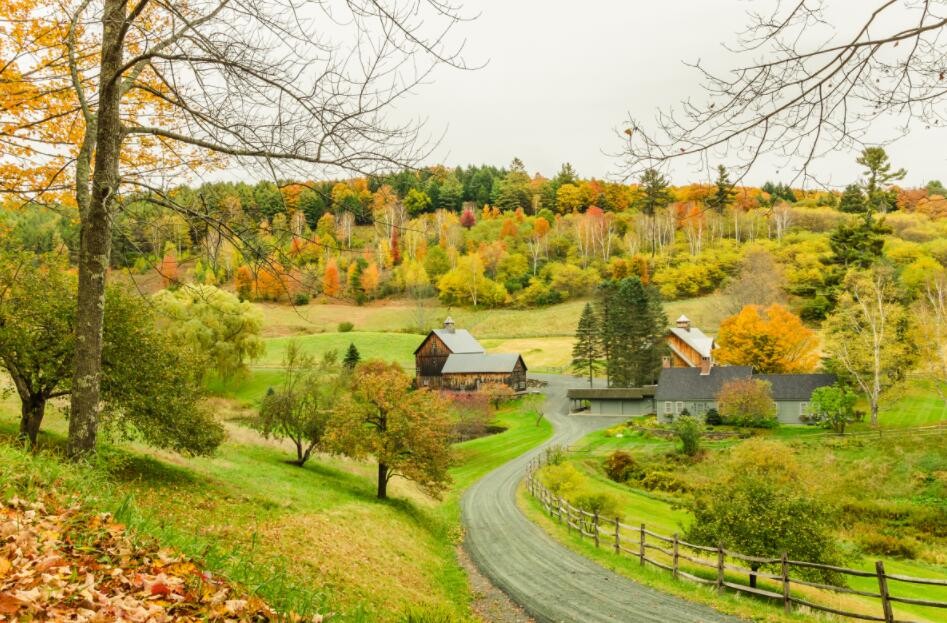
[{"x1": 0, "y1": 395, "x2": 552, "y2": 622}]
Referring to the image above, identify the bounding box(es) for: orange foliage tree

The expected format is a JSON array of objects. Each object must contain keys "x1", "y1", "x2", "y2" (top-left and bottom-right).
[
  {"x1": 715, "y1": 304, "x2": 819, "y2": 373},
  {"x1": 322, "y1": 260, "x2": 341, "y2": 298},
  {"x1": 360, "y1": 262, "x2": 381, "y2": 296}
]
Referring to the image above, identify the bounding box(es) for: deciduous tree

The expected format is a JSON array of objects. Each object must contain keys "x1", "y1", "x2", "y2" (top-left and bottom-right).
[
  {"x1": 716, "y1": 304, "x2": 819, "y2": 373},
  {"x1": 716, "y1": 378, "x2": 778, "y2": 428},
  {"x1": 330, "y1": 361, "x2": 452, "y2": 499}
]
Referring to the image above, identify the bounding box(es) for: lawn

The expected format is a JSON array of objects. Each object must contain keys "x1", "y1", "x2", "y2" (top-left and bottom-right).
[
  {"x1": 878, "y1": 379, "x2": 947, "y2": 428},
  {"x1": 0, "y1": 395, "x2": 552, "y2": 622}
]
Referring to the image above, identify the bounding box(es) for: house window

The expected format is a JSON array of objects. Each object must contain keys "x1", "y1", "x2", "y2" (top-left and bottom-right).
[
  {"x1": 675, "y1": 401, "x2": 684, "y2": 414},
  {"x1": 664, "y1": 401, "x2": 673, "y2": 414},
  {"x1": 799, "y1": 402, "x2": 808, "y2": 416}
]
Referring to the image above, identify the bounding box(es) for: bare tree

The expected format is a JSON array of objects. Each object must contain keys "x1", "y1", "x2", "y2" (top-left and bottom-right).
[
  {"x1": 1, "y1": 0, "x2": 472, "y2": 457},
  {"x1": 916, "y1": 274, "x2": 947, "y2": 406},
  {"x1": 623, "y1": 1, "x2": 947, "y2": 183}
]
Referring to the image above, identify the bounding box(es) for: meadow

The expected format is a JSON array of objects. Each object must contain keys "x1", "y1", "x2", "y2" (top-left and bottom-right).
[{"x1": 0, "y1": 393, "x2": 552, "y2": 622}]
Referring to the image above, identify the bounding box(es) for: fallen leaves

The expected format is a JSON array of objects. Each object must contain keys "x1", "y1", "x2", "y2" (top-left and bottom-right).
[{"x1": 0, "y1": 497, "x2": 323, "y2": 622}]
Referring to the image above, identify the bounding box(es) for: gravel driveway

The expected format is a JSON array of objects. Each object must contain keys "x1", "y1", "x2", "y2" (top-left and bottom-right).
[{"x1": 460, "y1": 373, "x2": 741, "y2": 623}]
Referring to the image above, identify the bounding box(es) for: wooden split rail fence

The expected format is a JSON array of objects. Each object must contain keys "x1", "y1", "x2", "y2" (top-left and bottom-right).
[{"x1": 525, "y1": 457, "x2": 947, "y2": 623}]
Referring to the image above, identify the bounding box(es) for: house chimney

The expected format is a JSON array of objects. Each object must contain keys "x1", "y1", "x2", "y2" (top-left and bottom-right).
[
  {"x1": 676, "y1": 314, "x2": 691, "y2": 332},
  {"x1": 443, "y1": 316, "x2": 456, "y2": 334},
  {"x1": 699, "y1": 356, "x2": 711, "y2": 375},
  {"x1": 662, "y1": 356, "x2": 671, "y2": 369}
]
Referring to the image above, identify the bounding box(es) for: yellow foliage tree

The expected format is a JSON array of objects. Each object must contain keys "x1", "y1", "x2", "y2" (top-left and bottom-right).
[{"x1": 715, "y1": 304, "x2": 819, "y2": 373}]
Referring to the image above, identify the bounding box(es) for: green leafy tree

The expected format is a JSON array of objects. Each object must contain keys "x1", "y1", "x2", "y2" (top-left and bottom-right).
[
  {"x1": 343, "y1": 343, "x2": 362, "y2": 370},
  {"x1": 808, "y1": 385, "x2": 858, "y2": 434},
  {"x1": 571, "y1": 302, "x2": 603, "y2": 387},
  {"x1": 404, "y1": 188, "x2": 432, "y2": 215},
  {"x1": 0, "y1": 252, "x2": 222, "y2": 453},
  {"x1": 707, "y1": 165, "x2": 735, "y2": 214},
  {"x1": 152, "y1": 284, "x2": 264, "y2": 380},
  {"x1": 257, "y1": 342, "x2": 340, "y2": 466},
  {"x1": 824, "y1": 268, "x2": 916, "y2": 426},
  {"x1": 673, "y1": 415, "x2": 703, "y2": 457},
  {"x1": 686, "y1": 440, "x2": 843, "y2": 588},
  {"x1": 857, "y1": 147, "x2": 905, "y2": 214},
  {"x1": 329, "y1": 361, "x2": 453, "y2": 499},
  {"x1": 598, "y1": 278, "x2": 667, "y2": 387},
  {"x1": 632, "y1": 168, "x2": 672, "y2": 255},
  {"x1": 494, "y1": 157, "x2": 532, "y2": 212},
  {"x1": 716, "y1": 378, "x2": 778, "y2": 428}
]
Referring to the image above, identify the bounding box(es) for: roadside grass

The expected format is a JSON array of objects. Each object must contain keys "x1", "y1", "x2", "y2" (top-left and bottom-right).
[{"x1": 0, "y1": 395, "x2": 552, "y2": 622}]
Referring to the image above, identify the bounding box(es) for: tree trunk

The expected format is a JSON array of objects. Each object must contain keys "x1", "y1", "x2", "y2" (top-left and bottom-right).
[
  {"x1": 870, "y1": 399, "x2": 879, "y2": 427},
  {"x1": 377, "y1": 462, "x2": 389, "y2": 499},
  {"x1": 18, "y1": 396, "x2": 46, "y2": 446},
  {"x1": 68, "y1": 0, "x2": 125, "y2": 459}
]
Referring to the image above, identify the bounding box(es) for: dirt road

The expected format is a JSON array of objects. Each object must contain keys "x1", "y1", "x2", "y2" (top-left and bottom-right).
[{"x1": 461, "y1": 374, "x2": 740, "y2": 623}]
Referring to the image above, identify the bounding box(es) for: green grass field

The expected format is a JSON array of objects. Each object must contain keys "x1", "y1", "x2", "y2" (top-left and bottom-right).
[{"x1": 0, "y1": 396, "x2": 552, "y2": 622}]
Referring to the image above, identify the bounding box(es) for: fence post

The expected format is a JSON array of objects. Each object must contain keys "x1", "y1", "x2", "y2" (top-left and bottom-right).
[
  {"x1": 557, "y1": 497, "x2": 563, "y2": 523},
  {"x1": 672, "y1": 533, "x2": 679, "y2": 579},
  {"x1": 564, "y1": 499, "x2": 570, "y2": 533},
  {"x1": 593, "y1": 511, "x2": 600, "y2": 548},
  {"x1": 614, "y1": 518, "x2": 621, "y2": 555},
  {"x1": 781, "y1": 553, "x2": 790, "y2": 612},
  {"x1": 876, "y1": 561, "x2": 895, "y2": 623},
  {"x1": 639, "y1": 523, "x2": 646, "y2": 565},
  {"x1": 716, "y1": 546, "x2": 725, "y2": 593}
]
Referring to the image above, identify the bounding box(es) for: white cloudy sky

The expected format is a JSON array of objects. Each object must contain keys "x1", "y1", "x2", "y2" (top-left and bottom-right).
[{"x1": 395, "y1": 0, "x2": 947, "y2": 187}]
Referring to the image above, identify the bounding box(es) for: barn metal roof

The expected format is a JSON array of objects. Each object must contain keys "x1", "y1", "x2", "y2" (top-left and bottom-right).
[
  {"x1": 432, "y1": 328, "x2": 485, "y2": 354},
  {"x1": 441, "y1": 353, "x2": 523, "y2": 374},
  {"x1": 567, "y1": 386, "x2": 657, "y2": 400},
  {"x1": 668, "y1": 326, "x2": 715, "y2": 359}
]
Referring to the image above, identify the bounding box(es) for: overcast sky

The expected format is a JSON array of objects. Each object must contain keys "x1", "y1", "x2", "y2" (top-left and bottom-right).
[{"x1": 396, "y1": 0, "x2": 947, "y2": 188}]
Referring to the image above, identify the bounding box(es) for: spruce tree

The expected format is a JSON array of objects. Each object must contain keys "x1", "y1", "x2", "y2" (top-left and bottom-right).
[
  {"x1": 597, "y1": 278, "x2": 668, "y2": 387},
  {"x1": 343, "y1": 343, "x2": 361, "y2": 370},
  {"x1": 571, "y1": 302, "x2": 603, "y2": 387},
  {"x1": 838, "y1": 184, "x2": 867, "y2": 214},
  {"x1": 708, "y1": 165, "x2": 736, "y2": 214}
]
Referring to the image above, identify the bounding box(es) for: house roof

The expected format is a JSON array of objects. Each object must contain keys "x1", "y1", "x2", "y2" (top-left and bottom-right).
[
  {"x1": 568, "y1": 386, "x2": 657, "y2": 400},
  {"x1": 668, "y1": 326, "x2": 715, "y2": 359},
  {"x1": 755, "y1": 374, "x2": 837, "y2": 400},
  {"x1": 414, "y1": 329, "x2": 485, "y2": 355},
  {"x1": 441, "y1": 353, "x2": 524, "y2": 374},
  {"x1": 655, "y1": 366, "x2": 753, "y2": 401}
]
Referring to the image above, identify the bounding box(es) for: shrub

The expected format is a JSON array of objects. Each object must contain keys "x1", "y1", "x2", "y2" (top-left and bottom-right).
[
  {"x1": 539, "y1": 463, "x2": 583, "y2": 496},
  {"x1": 858, "y1": 532, "x2": 919, "y2": 559},
  {"x1": 673, "y1": 415, "x2": 703, "y2": 457},
  {"x1": 717, "y1": 378, "x2": 779, "y2": 428},
  {"x1": 543, "y1": 444, "x2": 567, "y2": 466},
  {"x1": 293, "y1": 292, "x2": 310, "y2": 306},
  {"x1": 571, "y1": 487, "x2": 621, "y2": 521},
  {"x1": 603, "y1": 451, "x2": 638, "y2": 482},
  {"x1": 639, "y1": 470, "x2": 688, "y2": 493},
  {"x1": 338, "y1": 321, "x2": 354, "y2": 332},
  {"x1": 704, "y1": 408, "x2": 722, "y2": 426}
]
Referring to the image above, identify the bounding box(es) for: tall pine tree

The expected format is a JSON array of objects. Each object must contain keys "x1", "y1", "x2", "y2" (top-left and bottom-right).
[
  {"x1": 598, "y1": 278, "x2": 667, "y2": 387},
  {"x1": 571, "y1": 302, "x2": 603, "y2": 387},
  {"x1": 632, "y1": 168, "x2": 672, "y2": 256},
  {"x1": 708, "y1": 165, "x2": 736, "y2": 214}
]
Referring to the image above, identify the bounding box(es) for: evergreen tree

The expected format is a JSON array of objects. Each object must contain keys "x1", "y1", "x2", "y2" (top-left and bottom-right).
[
  {"x1": 571, "y1": 302, "x2": 603, "y2": 387},
  {"x1": 598, "y1": 278, "x2": 667, "y2": 387},
  {"x1": 708, "y1": 165, "x2": 735, "y2": 214},
  {"x1": 837, "y1": 184, "x2": 867, "y2": 214},
  {"x1": 632, "y1": 168, "x2": 672, "y2": 255},
  {"x1": 343, "y1": 343, "x2": 361, "y2": 370},
  {"x1": 828, "y1": 214, "x2": 890, "y2": 269},
  {"x1": 857, "y1": 147, "x2": 905, "y2": 214}
]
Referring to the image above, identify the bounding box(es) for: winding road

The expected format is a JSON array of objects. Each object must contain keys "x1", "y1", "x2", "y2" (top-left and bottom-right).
[{"x1": 461, "y1": 374, "x2": 740, "y2": 623}]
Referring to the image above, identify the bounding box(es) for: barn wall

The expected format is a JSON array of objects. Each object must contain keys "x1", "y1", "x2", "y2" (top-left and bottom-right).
[{"x1": 415, "y1": 334, "x2": 450, "y2": 378}]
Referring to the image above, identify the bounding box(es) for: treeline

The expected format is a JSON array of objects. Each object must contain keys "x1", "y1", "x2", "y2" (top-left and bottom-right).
[{"x1": 6, "y1": 150, "x2": 947, "y2": 318}]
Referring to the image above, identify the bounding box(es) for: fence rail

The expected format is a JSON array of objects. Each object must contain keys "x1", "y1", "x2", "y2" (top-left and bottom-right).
[{"x1": 525, "y1": 456, "x2": 947, "y2": 623}]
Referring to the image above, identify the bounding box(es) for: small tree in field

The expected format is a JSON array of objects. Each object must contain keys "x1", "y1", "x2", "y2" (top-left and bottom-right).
[
  {"x1": 716, "y1": 378, "x2": 778, "y2": 428},
  {"x1": 673, "y1": 415, "x2": 703, "y2": 457},
  {"x1": 480, "y1": 382, "x2": 515, "y2": 410},
  {"x1": 330, "y1": 361, "x2": 452, "y2": 499},
  {"x1": 257, "y1": 342, "x2": 340, "y2": 466},
  {"x1": 686, "y1": 440, "x2": 843, "y2": 588},
  {"x1": 809, "y1": 385, "x2": 858, "y2": 434},
  {"x1": 343, "y1": 343, "x2": 361, "y2": 371}
]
